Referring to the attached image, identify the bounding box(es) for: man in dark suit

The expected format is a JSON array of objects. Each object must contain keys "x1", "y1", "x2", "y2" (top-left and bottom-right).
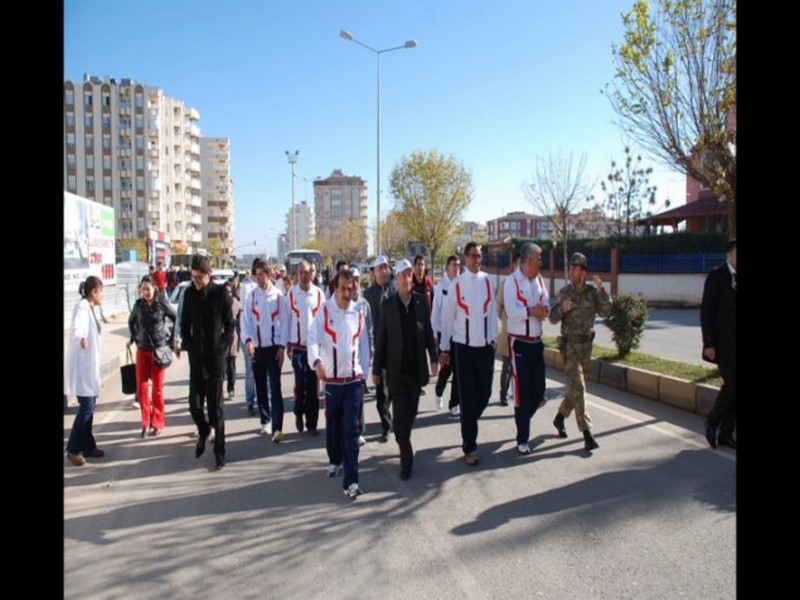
[
  {"x1": 700, "y1": 239, "x2": 736, "y2": 449},
  {"x1": 176, "y1": 254, "x2": 236, "y2": 469},
  {"x1": 372, "y1": 259, "x2": 439, "y2": 480}
]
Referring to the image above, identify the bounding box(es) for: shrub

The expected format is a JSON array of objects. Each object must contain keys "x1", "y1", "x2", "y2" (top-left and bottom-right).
[{"x1": 604, "y1": 292, "x2": 648, "y2": 357}]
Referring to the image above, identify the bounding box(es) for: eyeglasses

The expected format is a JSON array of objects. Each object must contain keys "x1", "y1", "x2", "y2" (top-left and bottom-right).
[{"x1": 191, "y1": 272, "x2": 209, "y2": 281}]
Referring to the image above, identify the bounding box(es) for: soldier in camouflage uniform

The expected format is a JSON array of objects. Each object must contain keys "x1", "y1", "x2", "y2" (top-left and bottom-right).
[{"x1": 548, "y1": 253, "x2": 613, "y2": 452}]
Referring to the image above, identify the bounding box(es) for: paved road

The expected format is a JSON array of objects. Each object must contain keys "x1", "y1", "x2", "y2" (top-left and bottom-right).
[
  {"x1": 544, "y1": 307, "x2": 704, "y2": 366},
  {"x1": 64, "y1": 343, "x2": 735, "y2": 599}
]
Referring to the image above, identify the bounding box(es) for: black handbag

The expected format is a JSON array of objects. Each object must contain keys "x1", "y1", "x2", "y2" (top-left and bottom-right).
[
  {"x1": 153, "y1": 344, "x2": 173, "y2": 368},
  {"x1": 120, "y1": 347, "x2": 137, "y2": 394}
]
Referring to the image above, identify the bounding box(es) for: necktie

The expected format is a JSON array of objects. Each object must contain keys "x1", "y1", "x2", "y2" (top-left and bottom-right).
[{"x1": 731, "y1": 272, "x2": 736, "y2": 291}]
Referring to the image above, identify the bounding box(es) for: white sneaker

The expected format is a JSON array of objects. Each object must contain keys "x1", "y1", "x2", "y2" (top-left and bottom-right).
[
  {"x1": 450, "y1": 405, "x2": 461, "y2": 417},
  {"x1": 435, "y1": 395, "x2": 443, "y2": 410},
  {"x1": 259, "y1": 423, "x2": 270, "y2": 435},
  {"x1": 131, "y1": 400, "x2": 140, "y2": 409},
  {"x1": 517, "y1": 443, "x2": 531, "y2": 455},
  {"x1": 272, "y1": 430, "x2": 285, "y2": 443},
  {"x1": 327, "y1": 463, "x2": 342, "y2": 477},
  {"x1": 344, "y1": 483, "x2": 363, "y2": 499},
  {"x1": 209, "y1": 428, "x2": 215, "y2": 441},
  {"x1": 357, "y1": 435, "x2": 366, "y2": 446}
]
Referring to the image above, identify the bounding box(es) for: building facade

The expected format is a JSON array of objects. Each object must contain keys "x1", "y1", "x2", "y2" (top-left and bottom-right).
[
  {"x1": 200, "y1": 137, "x2": 234, "y2": 262},
  {"x1": 313, "y1": 169, "x2": 368, "y2": 254},
  {"x1": 285, "y1": 200, "x2": 314, "y2": 250},
  {"x1": 487, "y1": 211, "x2": 550, "y2": 242},
  {"x1": 64, "y1": 74, "x2": 207, "y2": 258}
]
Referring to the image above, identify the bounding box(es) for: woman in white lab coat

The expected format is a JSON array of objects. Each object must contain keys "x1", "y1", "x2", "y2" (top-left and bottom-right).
[{"x1": 64, "y1": 276, "x2": 105, "y2": 466}]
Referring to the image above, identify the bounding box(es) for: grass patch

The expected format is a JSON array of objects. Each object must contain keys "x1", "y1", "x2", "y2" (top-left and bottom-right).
[{"x1": 542, "y1": 336, "x2": 722, "y2": 388}]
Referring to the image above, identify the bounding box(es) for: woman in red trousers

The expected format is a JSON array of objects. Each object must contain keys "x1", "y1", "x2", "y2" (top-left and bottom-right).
[{"x1": 128, "y1": 276, "x2": 177, "y2": 437}]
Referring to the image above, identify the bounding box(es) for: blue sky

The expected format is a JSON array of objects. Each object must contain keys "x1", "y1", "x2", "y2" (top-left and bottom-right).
[{"x1": 65, "y1": 0, "x2": 686, "y2": 257}]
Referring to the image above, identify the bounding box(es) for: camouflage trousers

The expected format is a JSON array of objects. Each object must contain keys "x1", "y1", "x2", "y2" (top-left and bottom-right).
[{"x1": 558, "y1": 341, "x2": 593, "y2": 432}]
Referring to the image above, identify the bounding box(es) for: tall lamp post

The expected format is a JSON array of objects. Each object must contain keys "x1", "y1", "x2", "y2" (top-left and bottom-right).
[
  {"x1": 285, "y1": 150, "x2": 299, "y2": 250},
  {"x1": 340, "y1": 29, "x2": 417, "y2": 256}
]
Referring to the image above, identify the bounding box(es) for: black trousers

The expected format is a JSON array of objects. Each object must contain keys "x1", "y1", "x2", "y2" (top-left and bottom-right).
[
  {"x1": 291, "y1": 348, "x2": 319, "y2": 431},
  {"x1": 225, "y1": 356, "x2": 237, "y2": 394},
  {"x1": 390, "y1": 374, "x2": 421, "y2": 468},
  {"x1": 375, "y1": 369, "x2": 392, "y2": 435},
  {"x1": 188, "y1": 360, "x2": 225, "y2": 457},
  {"x1": 435, "y1": 336, "x2": 460, "y2": 409},
  {"x1": 708, "y1": 361, "x2": 736, "y2": 439}
]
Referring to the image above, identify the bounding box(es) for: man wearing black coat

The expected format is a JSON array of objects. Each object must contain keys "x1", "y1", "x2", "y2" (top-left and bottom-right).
[
  {"x1": 177, "y1": 254, "x2": 236, "y2": 469},
  {"x1": 372, "y1": 259, "x2": 438, "y2": 480},
  {"x1": 700, "y1": 239, "x2": 736, "y2": 449}
]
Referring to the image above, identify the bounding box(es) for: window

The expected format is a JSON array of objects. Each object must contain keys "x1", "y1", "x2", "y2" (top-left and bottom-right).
[
  {"x1": 84, "y1": 93, "x2": 93, "y2": 106},
  {"x1": 136, "y1": 156, "x2": 144, "y2": 170},
  {"x1": 136, "y1": 136, "x2": 144, "y2": 150},
  {"x1": 103, "y1": 176, "x2": 112, "y2": 191},
  {"x1": 136, "y1": 176, "x2": 144, "y2": 191},
  {"x1": 135, "y1": 115, "x2": 144, "y2": 129},
  {"x1": 66, "y1": 155, "x2": 76, "y2": 170},
  {"x1": 65, "y1": 89, "x2": 74, "y2": 106},
  {"x1": 102, "y1": 134, "x2": 111, "y2": 149},
  {"x1": 66, "y1": 132, "x2": 75, "y2": 148},
  {"x1": 85, "y1": 133, "x2": 94, "y2": 148},
  {"x1": 103, "y1": 156, "x2": 111, "y2": 170},
  {"x1": 86, "y1": 177, "x2": 95, "y2": 192},
  {"x1": 102, "y1": 92, "x2": 110, "y2": 107},
  {"x1": 102, "y1": 116, "x2": 111, "y2": 129},
  {"x1": 86, "y1": 155, "x2": 94, "y2": 170},
  {"x1": 84, "y1": 114, "x2": 93, "y2": 128},
  {"x1": 65, "y1": 112, "x2": 75, "y2": 127},
  {"x1": 135, "y1": 93, "x2": 144, "y2": 108},
  {"x1": 67, "y1": 175, "x2": 76, "y2": 191}
]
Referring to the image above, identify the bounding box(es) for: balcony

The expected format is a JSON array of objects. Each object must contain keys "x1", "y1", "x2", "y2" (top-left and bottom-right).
[{"x1": 149, "y1": 148, "x2": 159, "y2": 158}]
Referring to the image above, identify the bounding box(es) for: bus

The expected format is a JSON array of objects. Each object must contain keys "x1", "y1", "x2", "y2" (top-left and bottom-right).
[{"x1": 285, "y1": 249, "x2": 324, "y2": 279}]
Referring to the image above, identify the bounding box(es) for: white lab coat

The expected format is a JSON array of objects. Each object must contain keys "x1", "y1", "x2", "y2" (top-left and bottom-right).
[{"x1": 64, "y1": 298, "x2": 102, "y2": 397}]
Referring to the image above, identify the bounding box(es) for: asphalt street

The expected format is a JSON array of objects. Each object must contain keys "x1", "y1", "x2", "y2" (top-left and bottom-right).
[{"x1": 64, "y1": 320, "x2": 735, "y2": 599}]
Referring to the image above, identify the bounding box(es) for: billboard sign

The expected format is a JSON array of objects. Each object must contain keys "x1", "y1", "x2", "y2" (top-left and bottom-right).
[{"x1": 64, "y1": 191, "x2": 116, "y2": 294}]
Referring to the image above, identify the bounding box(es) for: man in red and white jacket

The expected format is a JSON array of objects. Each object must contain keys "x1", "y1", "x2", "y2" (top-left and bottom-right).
[
  {"x1": 308, "y1": 269, "x2": 371, "y2": 499},
  {"x1": 503, "y1": 242, "x2": 550, "y2": 455},
  {"x1": 286, "y1": 259, "x2": 325, "y2": 436},
  {"x1": 439, "y1": 241, "x2": 497, "y2": 467},
  {"x1": 243, "y1": 259, "x2": 289, "y2": 442}
]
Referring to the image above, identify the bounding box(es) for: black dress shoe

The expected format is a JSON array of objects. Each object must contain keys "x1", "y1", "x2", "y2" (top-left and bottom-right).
[
  {"x1": 195, "y1": 431, "x2": 210, "y2": 458},
  {"x1": 705, "y1": 421, "x2": 718, "y2": 449},
  {"x1": 140, "y1": 427, "x2": 147, "y2": 438},
  {"x1": 215, "y1": 453, "x2": 226, "y2": 470},
  {"x1": 295, "y1": 414, "x2": 304, "y2": 433}
]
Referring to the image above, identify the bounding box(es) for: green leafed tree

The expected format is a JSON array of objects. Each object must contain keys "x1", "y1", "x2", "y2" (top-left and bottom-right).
[
  {"x1": 389, "y1": 149, "x2": 474, "y2": 266},
  {"x1": 378, "y1": 210, "x2": 408, "y2": 259},
  {"x1": 605, "y1": 0, "x2": 736, "y2": 234}
]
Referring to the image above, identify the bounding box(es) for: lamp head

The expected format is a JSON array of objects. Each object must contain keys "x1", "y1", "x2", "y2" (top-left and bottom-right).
[{"x1": 340, "y1": 30, "x2": 353, "y2": 41}]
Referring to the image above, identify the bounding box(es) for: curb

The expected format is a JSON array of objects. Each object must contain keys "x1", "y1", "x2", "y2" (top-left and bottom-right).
[{"x1": 543, "y1": 347, "x2": 718, "y2": 418}]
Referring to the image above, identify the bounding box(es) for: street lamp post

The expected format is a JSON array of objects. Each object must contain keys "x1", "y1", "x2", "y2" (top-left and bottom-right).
[
  {"x1": 340, "y1": 29, "x2": 417, "y2": 256},
  {"x1": 285, "y1": 150, "x2": 299, "y2": 250}
]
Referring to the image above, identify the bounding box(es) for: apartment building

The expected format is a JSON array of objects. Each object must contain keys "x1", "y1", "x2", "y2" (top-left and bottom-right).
[
  {"x1": 486, "y1": 211, "x2": 550, "y2": 242},
  {"x1": 200, "y1": 137, "x2": 234, "y2": 261},
  {"x1": 313, "y1": 169, "x2": 368, "y2": 253},
  {"x1": 285, "y1": 200, "x2": 314, "y2": 250},
  {"x1": 64, "y1": 74, "x2": 205, "y2": 256}
]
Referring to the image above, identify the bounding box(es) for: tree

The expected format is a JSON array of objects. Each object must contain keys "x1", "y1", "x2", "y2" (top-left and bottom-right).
[
  {"x1": 591, "y1": 146, "x2": 659, "y2": 236},
  {"x1": 378, "y1": 210, "x2": 407, "y2": 258},
  {"x1": 389, "y1": 149, "x2": 474, "y2": 266},
  {"x1": 605, "y1": 0, "x2": 736, "y2": 235},
  {"x1": 522, "y1": 151, "x2": 593, "y2": 281},
  {"x1": 317, "y1": 219, "x2": 368, "y2": 266},
  {"x1": 117, "y1": 237, "x2": 147, "y2": 262},
  {"x1": 208, "y1": 236, "x2": 224, "y2": 266}
]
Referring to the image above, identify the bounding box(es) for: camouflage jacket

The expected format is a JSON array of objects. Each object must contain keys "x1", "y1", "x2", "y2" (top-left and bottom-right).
[{"x1": 549, "y1": 283, "x2": 612, "y2": 339}]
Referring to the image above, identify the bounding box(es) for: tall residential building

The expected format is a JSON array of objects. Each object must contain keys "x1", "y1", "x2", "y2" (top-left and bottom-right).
[
  {"x1": 313, "y1": 169, "x2": 368, "y2": 254},
  {"x1": 64, "y1": 74, "x2": 204, "y2": 256},
  {"x1": 285, "y1": 200, "x2": 314, "y2": 250},
  {"x1": 200, "y1": 137, "x2": 234, "y2": 261}
]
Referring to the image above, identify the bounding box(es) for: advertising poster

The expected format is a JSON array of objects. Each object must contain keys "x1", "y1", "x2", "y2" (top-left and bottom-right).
[{"x1": 64, "y1": 192, "x2": 116, "y2": 294}]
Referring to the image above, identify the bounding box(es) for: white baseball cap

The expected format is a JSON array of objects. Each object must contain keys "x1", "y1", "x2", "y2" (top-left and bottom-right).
[
  {"x1": 395, "y1": 259, "x2": 413, "y2": 274},
  {"x1": 348, "y1": 266, "x2": 361, "y2": 278},
  {"x1": 373, "y1": 255, "x2": 389, "y2": 268}
]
